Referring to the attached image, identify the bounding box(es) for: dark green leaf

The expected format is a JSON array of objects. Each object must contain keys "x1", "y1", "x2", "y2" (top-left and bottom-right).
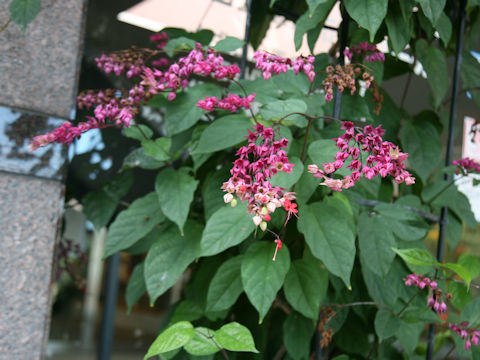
[
  {"x1": 344, "y1": 0, "x2": 388, "y2": 41},
  {"x1": 449, "y1": 281, "x2": 471, "y2": 311},
  {"x1": 145, "y1": 222, "x2": 201, "y2": 304},
  {"x1": 374, "y1": 204, "x2": 429, "y2": 241},
  {"x1": 122, "y1": 147, "x2": 165, "y2": 170},
  {"x1": 123, "y1": 125, "x2": 153, "y2": 141},
  {"x1": 200, "y1": 203, "x2": 255, "y2": 257},
  {"x1": 294, "y1": 0, "x2": 336, "y2": 50},
  {"x1": 400, "y1": 118, "x2": 442, "y2": 182},
  {"x1": 374, "y1": 309, "x2": 400, "y2": 341},
  {"x1": 283, "y1": 312, "x2": 315, "y2": 360},
  {"x1": 155, "y1": 167, "x2": 199, "y2": 234},
  {"x1": 201, "y1": 169, "x2": 229, "y2": 221},
  {"x1": 385, "y1": 2, "x2": 412, "y2": 54},
  {"x1": 104, "y1": 192, "x2": 165, "y2": 257},
  {"x1": 192, "y1": 114, "x2": 250, "y2": 154},
  {"x1": 206, "y1": 255, "x2": 244, "y2": 312},
  {"x1": 395, "y1": 319, "x2": 424, "y2": 354},
  {"x1": 416, "y1": 0, "x2": 446, "y2": 25},
  {"x1": 83, "y1": 191, "x2": 117, "y2": 230},
  {"x1": 125, "y1": 227, "x2": 160, "y2": 255},
  {"x1": 142, "y1": 138, "x2": 171, "y2": 161},
  {"x1": 126, "y1": 262, "x2": 146, "y2": 314},
  {"x1": 414, "y1": 39, "x2": 448, "y2": 107},
  {"x1": 270, "y1": 157, "x2": 304, "y2": 191},
  {"x1": 213, "y1": 36, "x2": 245, "y2": 52},
  {"x1": 171, "y1": 300, "x2": 204, "y2": 323},
  {"x1": 241, "y1": 242, "x2": 291, "y2": 321},
  {"x1": 358, "y1": 212, "x2": 396, "y2": 278},
  {"x1": 9, "y1": 0, "x2": 41, "y2": 31},
  {"x1": 436, "y1": 12, "x2": 452, "y2": 47},
  {"x1": 214, "y1": 322, "x2": 259, "y2": 353},
  {"x1": 260, "y1": 99, "x2": 308, "y2": 125},
  {"x1": 164, "y1": 83, "x2": 221, "y2": 135},
  {"x1": 297, "y1": 202, "x2": 356, "y2": 288},
  {"x1": 283, "y1": 258, "x2": 328, "y2": 319},
  {"x1": 361, "y1": 262, "x2": 399, "y2": 307},
  {"x1": 272, "y1": 71, "x2": 311, "y2": 95},
  {"x1": 461, "y1": 297, "x2": 480, "y2": 328},
  {"x1": 144, "y1": 321, "x2": 195, "y2": 359}
]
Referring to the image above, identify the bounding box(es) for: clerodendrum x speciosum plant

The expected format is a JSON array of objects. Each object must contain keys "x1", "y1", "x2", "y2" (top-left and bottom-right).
[{"x1": 32, "y1": 7, "x2": 480, "y2": 357}]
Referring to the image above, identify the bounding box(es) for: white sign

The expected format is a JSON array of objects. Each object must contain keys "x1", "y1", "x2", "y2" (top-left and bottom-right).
[{"x1": 457, "y1": 117, "x2": 480, "y2": 222}]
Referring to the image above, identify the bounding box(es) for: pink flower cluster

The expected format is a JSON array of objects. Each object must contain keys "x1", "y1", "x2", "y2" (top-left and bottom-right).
[
  {"x1": 403, "y1": 273, "x2": 449, "y2": 314},
  {"x1": 450, "y1": 322, "x2": 480, "y2": 350},
  {"x1": 344, "y1": 42, "x2": 385, "y2": 63},
  {"x1": 30, "y1": 117, "x2": 111, "y2": 151},
  {"x1": 150, "y1": 31, "x2": 169, "y2": 49},
  {"x1": 253, "y1": 51, "x2": 315, "y2": 82},
  {"x1": 308, "y1": 122, "x2": 415, "y2": 191},
  {"x1": 197, "y1": 93, "x2": 256, "y2": 112},
  {"x1": 453, "y1": 157, "x2": 480, "y2": 173},
  {"x1": 95, "y1": 54, "x2": 144, "y2": 79},
  {"x1": 221, "y1": 124, "x2": 297, "y2": 230},
  {"x1": 139, "y1": 43, "x2": 240, "y2": 101}
]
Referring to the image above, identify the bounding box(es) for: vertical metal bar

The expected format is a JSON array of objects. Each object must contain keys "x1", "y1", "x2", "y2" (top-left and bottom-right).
[
  {"x1": 315, "y1": 6, "x2": 350, "y2": 360},
  {"x1": 98, "y1": 253, "x2": 121, "y2": 360},
  {"x1": 426, "y1": 0, "x2": 466, "y2": 359},
  {"x1": 240, "y1": 0, "x2": 253, "y2": 79}
]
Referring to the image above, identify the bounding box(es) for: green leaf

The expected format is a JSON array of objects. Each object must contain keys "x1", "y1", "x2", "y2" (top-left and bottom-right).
[
  {"x1": 283, "y1": 258, "x2": 328, "y2": 319},
  {"x1": 344, "y1": 0, "x2": 388, "y2": 41},
  {"x1": 155, "y1": 167, "x2": 199, "y2": 234},
  {"x1": 213, "y1": 36, "x2": 245, "y2": 52},
  {"x1": 385, "y1": 2, "x2": 412, "y2": 54},
  {"x1": 200, "y1": 203, "x2": 255, "y2": 256},
  {"x1": 122, "y1": 147, "x2": 165, "y2": 170},
  {"x1": 206, "y1": 255, "x2": 244, "y2": 312},
  {"x1": 449, "y1": 281, "x2": 471, "y2": 311},
  {"x1": 308, "y1": 139, "x2": 338, "y2": 166},
  {"x1": 461, "y1": 297, "x2": 480, "y2": 326},
  {"x1": 125, "y1": 227, "x2": 160, "y2": 255},
  {"x1": 283, "y1": 312, "x2": 315, "y2": 360},
  {"x1": 142, "y1": 138, "x2": 171, "y2": 161},
  {"x1": 400, "y1": 118, "x2": 442, "y2": 182},
  {"x1": 9, "y1": 0, "x2": 41, "y2": 31},
  {"x1": 358, "y1": 212, "x2": 396, "y2": 278},
  {"x1": 374, "y1": 309, "x2": 400, "y2": 341},
  {"x1": 192, "y1": 114, "x2": 250, "y2": 154},
  {"x1": 392, "y1": 248, "x2": 437, "y2": 267},
  {"x1": 361, "y1": 261, "x2": 399, "y2": 307},
  {"x1": 164, "y1": 83, "x2": 222, "y2": 135},
  {"x1": 297, "y1": 202, "x2": 356, "y2": 288},
  {"x1": 201, "y1": 169, "x2": 229, "y2": 221},
  {"x1": 144, "y1": 321, "x2": 195, "y2": 359},
  {"x1": 458, "y1": 254, "x2": 480, "y2": 279},
  {"x1": 395, "y1": 319, "x2": 424, "y2": 354},
  {"x1": 270, "y1": 157, "x2": 304, "y2": 190},
  {"x1": 104, "y1": 192, "x2": 165, "y2": 257},
  {"x1": 145, "y1": 222, "x2": 202, "y2": 304},
  {"x1": 294, "y1": 0, "x2": 336, "y2": 50},
  {"x1": 416, "y1": 0, "x2": 446, "y2": 25},
  {"x1": 272, "y1": 71, "x2": 311, "y2": 96},
  {"x1": 260, "y1": 99, "x2": 308, "y2": 125},
  {"x1": 171, "y1": 300, "x2": 204, "y2": 323},
  {"x1": 214, "y1": 322, "x2": 259, "y2": 353},
  {"x1": 184, "y1": 328, "x2": 219, "y2": 356},
  {"x1": 374, "y1": 204, "x2": 429, "y2": 241},
  {"x1": 123, "y1": 125, "x2": 153, "y2": 140},
  {"x1": 126, "y1": 262, "x2": 146, "y2": 314},
  {"x1": 436, "y1": 12, "x2": 452, "y2": 47},
  {"x1": 295, "y1": 159, "x2": 320, "y2": 206},
  {"x1": 241, "y1": 242, "x2": 291, "y2": 322},
  {"x1": 440, "y1": 263, "x2": 472, "y2": 288},
  {"x1": 163, "y1": 36, "x2": 196, "y2": 56},
  {"x1": 414, "y1": 39, "x2": 448, "y2": 107}
]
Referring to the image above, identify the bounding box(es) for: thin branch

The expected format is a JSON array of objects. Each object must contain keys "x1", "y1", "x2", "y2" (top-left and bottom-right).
[
  {"x1": 273, "y1": 345, "x2": 286, "y2": 360},
  {"x1": 396, "y1": 289, "x2": 423, "y2": 317},
  {"x1": 331, "y1": 301, "x2": 395, "y2": 316},
  {"x1": 273, "y1": 298, "x2": 292, "y2": 315},
  {"x1": 0, "y1": 18, "x2": 11, "y2": 33},
  {"x1": 366, "y1": 338, "x2": 379, "y2": 360},
  {"x1": 442, "y1": 344, "x2": 456, "y2": 360},
  {"x1": 196, "y1": 329, "x2": 230, "y2": 360},
  {"x1": 400, "y1": 67, "x2": 413, "y2": 110}
]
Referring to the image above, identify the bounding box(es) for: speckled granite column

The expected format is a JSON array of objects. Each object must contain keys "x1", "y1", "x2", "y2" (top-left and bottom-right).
[
  {"x1": 0, "y1": 172, "x2": 64, "y2": 359},
  {"x1": 0, "y1": 0, "x2": 87, "y2": 358}
]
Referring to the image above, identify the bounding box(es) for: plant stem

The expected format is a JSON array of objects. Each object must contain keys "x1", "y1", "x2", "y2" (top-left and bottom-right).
[
  {"x1": 442, "y1": 344, "x2": 456, "y2": 360},
  {"x1": 231, "y1": 79, "x2": 257, "y2": 122},
  {"x1": 0, "y1": 18, "x2": 11, "y2": 33},
  {"x1": 300, "y1": 117, "x2": 313, "y2": 162},
  {"x1": 366, "y1": 338, "x2": 379, "y2": 360},
  {"x1": 196, "y1": 329, "x2": 230, "y2": 360},
  {"x1": 396, "y1": 289, "x2": 422, "y2": 317},
  {"x1": 273, "y1": 345, "x2": 286, "y2": 360}
]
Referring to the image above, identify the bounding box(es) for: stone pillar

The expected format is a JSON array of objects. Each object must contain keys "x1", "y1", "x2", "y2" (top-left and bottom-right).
[{"x1": 0, "y1": 0, "x2": 87, "y2": 358}]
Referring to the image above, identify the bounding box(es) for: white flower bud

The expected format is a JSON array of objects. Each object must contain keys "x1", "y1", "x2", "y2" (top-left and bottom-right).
[
  {"x1": 223, "y1": 193, "x2": 234, "y2": 203},
  {"x1": 259, "y1": 221, "x2": 267, "y2": 231},
  {"x1": 252, "y1": 215, "x2": 262, "y2": 226},
  {"x1": 230, "y1": 198, "x2": 238, "y2": 207},
  {"x1": 261, "y1": 206, "x2": 268, "y2": 215},
  {"x1": 266, "y1": 202, "x2": 276, "y2": 213}
]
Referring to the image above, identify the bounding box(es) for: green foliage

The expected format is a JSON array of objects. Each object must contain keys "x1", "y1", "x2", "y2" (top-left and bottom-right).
[
  {"x1": 77, "y1": 5, "x2": 480, "y2": 359},
  {"x1": 9, "y1": 0, "x2": 41, "y2": 31}
]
